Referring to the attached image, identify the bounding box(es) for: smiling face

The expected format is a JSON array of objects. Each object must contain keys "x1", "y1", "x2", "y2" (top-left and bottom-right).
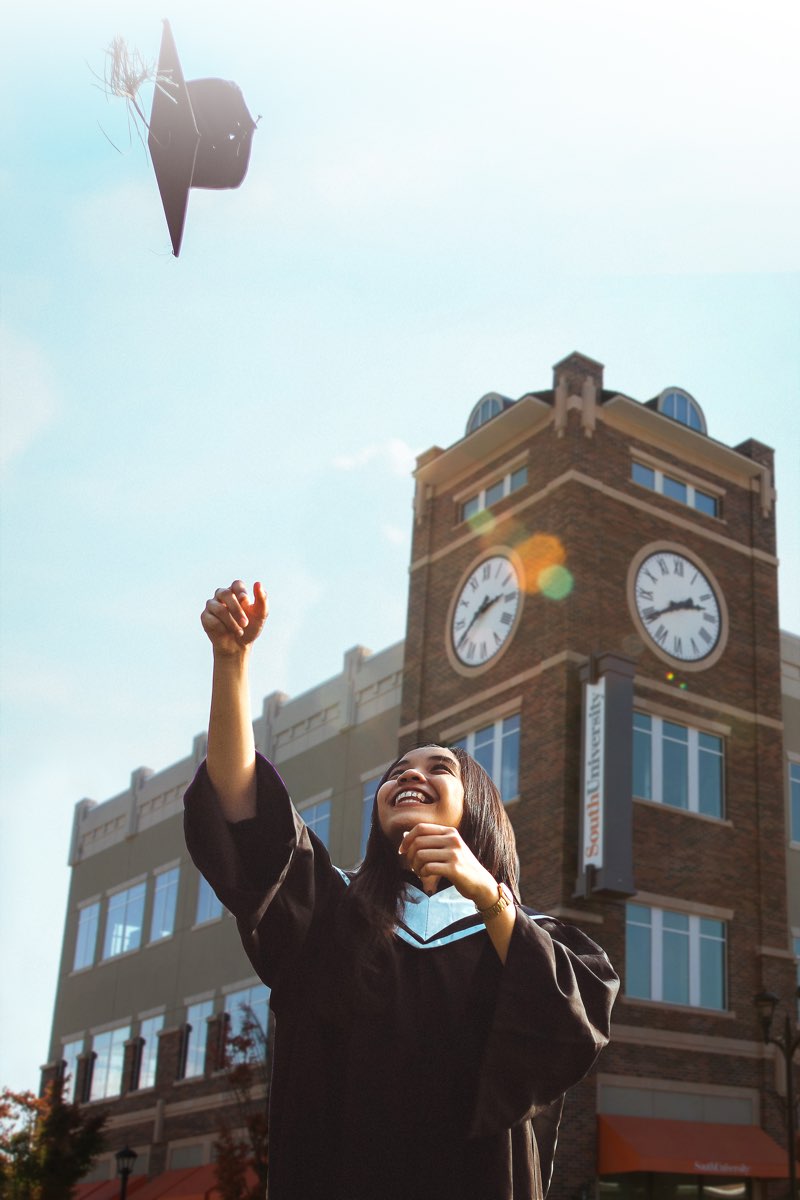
[{"x1": 376, "y1": 746, "x2": 465, "y2": 847}]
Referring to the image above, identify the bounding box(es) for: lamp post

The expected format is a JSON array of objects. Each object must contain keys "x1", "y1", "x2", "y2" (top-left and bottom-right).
[
  {"x1": 115, "y1": 1145, "x2": 138, "y2": 1200},
  {"x1": 754, "y1": 991, "x2": 800, "y2": 1199}
]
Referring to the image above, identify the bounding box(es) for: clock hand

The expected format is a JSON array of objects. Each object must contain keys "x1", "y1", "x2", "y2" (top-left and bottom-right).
[
  {"x1": 455, "y1": 592, "x2": 504, "y2": 649},
  {"x1": 645, "y1": 598, "x2": 705, "y2": 622}
]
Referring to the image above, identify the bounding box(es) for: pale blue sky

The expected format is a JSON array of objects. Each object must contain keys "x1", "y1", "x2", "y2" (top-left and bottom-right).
[{"x1": 1, "y1": 0, "x2": 798, "y2": 1092}]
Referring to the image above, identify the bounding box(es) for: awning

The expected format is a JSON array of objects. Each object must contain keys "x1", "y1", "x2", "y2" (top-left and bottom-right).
[
  {"x1": 73, "y1": 1178, "x2": 148, "y2": 1199},
  {"x1": 598, "y1": 1115, "x2": 795, "y2": 1178},
  {"x1": 116, "y1": 1163, "x2": 259, "y2": 1199}
]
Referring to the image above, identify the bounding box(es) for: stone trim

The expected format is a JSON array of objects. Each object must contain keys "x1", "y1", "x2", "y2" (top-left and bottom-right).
[
  {"x1": 438, "y1": 695, "x2": 522, "y2": 743},
  {"x1": 635, "y1": 673, "x2": 783, "y2": 730},
  {"x1": 611, "y1": 1022, "x2": 764, "y2": 1059},
  {"x1": 629, "y1": 889, "x2": 734, "y2": 920},
  {"x1": 398, "y1": 650, "x2": 584, "y2": 738},
  {"x1": 410, "y1": 468, "x2": 778, "y2": 574}
]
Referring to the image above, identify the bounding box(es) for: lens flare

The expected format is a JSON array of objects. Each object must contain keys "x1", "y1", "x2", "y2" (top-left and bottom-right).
[
  {"x1": 538, "y1": 564, "x2": 574, "y2": 601},
  {"x1": 512, "y1": 533, "x2": 567, "y2": 595},
  {"x1": 468, "y1": 509, "x2": 496, "y2": 535}
]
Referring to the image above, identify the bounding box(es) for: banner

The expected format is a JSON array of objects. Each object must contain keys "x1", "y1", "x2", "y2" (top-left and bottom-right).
[{"x1": 581, "y1": 676, "x2": 606, "y2": 871}]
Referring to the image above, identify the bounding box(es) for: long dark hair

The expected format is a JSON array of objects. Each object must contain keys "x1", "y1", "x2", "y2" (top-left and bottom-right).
[{"x1": 345, "y1": 744, "x2": 520, "y2": 940}]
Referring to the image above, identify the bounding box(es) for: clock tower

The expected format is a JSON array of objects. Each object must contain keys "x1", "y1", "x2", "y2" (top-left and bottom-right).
[{"x1": 399, "y1": 352, "x2": 789, "y2": 1197}]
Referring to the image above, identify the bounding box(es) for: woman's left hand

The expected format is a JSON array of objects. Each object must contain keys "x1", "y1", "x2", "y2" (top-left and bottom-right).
[{"x1": 399, "y1": 823, "x2": 498, "y2": 908}]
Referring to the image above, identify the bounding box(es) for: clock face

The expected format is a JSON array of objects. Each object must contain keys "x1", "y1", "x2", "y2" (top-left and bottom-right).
[
  {"x1": 633, "y1": 550, "x2": 722, "y2": 663},
  {"x1": 451, "y1": 554, "x2": 521, "y2": 668}
]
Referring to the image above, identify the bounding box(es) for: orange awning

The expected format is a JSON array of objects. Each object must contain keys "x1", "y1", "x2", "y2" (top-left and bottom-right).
[
  {"x1": 598, "y1": 1115, "x2": 795, "y2": 1178},
  {"x1": 73, "y1": 1178, "x2": 148, "y2": 1200},
  {"x1": 132, "y1": 1166, "x2": 212, "y2": 1200},
  {"x1": 124, "y1": 1163, "x2": 258, "y2": 1199}
]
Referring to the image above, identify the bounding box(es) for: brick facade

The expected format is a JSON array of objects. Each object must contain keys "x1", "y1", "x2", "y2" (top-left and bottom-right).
[
  {"x1": 400, "y1": 353, "x2": 791, "y2": 1198},
  {"x1": 45, "y1": 352, "x2": 794, "y2": 1197}
]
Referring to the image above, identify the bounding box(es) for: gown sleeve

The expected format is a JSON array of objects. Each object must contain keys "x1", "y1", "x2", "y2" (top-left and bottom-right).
[
  {"x1": 183, "y1": 752, "x2": 344, "y2": 998},
  {"x1": 468, "y1": 910, "x2": 619, "y2": 1140}
]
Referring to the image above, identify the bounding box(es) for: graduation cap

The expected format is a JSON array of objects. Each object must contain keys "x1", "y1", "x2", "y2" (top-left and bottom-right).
[{"x1": 148, "y1": 20, "x2": 257, "y2": 256}]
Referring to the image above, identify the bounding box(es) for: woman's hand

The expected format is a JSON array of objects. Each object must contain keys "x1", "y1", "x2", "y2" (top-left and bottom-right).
[
  {"x1": 398, "y1": 823, "x2": 498, "y2": 909},
  {"x1": 201, "y1": 580, "x2": 269, "y2": 657}
]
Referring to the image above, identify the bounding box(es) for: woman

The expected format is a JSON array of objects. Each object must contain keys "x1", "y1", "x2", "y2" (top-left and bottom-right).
[{"x1": 184, "y1": 580, "x2": 618, "y2": 1200}]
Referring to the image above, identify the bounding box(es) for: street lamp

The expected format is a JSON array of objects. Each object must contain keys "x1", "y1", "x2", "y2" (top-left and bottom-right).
[
  {"x1": 753, "y1": 990, "x2": 799, "y2": 1199},
  {"x1": 115, "y1": 1145, "x2": 138, "y2": 1200}
]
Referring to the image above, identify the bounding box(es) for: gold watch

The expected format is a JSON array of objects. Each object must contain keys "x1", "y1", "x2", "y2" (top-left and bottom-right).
[{"x1": 476, "y1": 882, "x2": 513, "y2": 922}]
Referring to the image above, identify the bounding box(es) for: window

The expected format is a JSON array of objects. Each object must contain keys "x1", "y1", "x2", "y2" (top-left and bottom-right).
[
  {"x1": 631, "y1": 461, "x2": 718, "y2": 517},
  {"x1": 150, "y1": 867, "x2": 179, "y2": 942},
  {"x1": 73, "y1": 901, "x2": 100, "y2": 971},
  {"x1": 300, "y1": 798, "x2": 331, "y2": 848},
  {"x1": 360, "y1": 774, "x2": 383, "y2": 859},
  {"x1": 452, "y1": 714, "x2": 520, "y2": 803},
  {"x1": 195, "y1": 876, "x2": 223, "y2": 925},
  {"x1": 183, "y1": 1000, "x2": 213, "y2": 1079},
  {"x1": 102, "y1": 882, "x2": 146, "y2": 959},
  {"x1": 90, "y1": 1026, "x2": 130, "y2": 1100},
  {"x1": 657, "y1": 388, "x2": 707, "y2": 433},
  {"x1": 466, "y1": 393, "x2": 506, "y2": 434},
  {"x1": 61, "y1": 1038, "x2": 83, "y2": 1102},
  {"x1": 790, "y1": 762, "x2": 800, "y2": 843},
  {"x1": 460, "y1": 465, "x2": 528, "y2": 523},
  {"x1": 137, "y1": 1014, "x2": 164, "y2": 1089},
  {"x1": 626, "y1": 903, "x2": 725, "y2": 1009},
  {"x1": 225, "y1": 984, "x2": 270, "y2": 1060},
  {"x1": 633, "y1": 713, "x2": 723, "y2": 818}
]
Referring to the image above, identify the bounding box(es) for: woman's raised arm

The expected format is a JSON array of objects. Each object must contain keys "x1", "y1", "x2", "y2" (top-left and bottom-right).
[{"x1": 200, "y1": 579, "x2": 269, "y2": 822}]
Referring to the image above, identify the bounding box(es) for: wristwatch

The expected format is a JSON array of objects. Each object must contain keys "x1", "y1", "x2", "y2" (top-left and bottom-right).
[{"x1": 476, "y1": 882, "x2": 514, "y2": 922}]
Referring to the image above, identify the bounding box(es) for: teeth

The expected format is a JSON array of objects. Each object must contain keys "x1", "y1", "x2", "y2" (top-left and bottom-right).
[{"x1": 395, "y1": 790, "x2": 430, "y2": 805}]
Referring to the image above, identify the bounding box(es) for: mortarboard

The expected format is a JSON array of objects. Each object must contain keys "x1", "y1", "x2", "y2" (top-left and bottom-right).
[{"x1": 148, "y1": 20, "x2": 257, "y2": 256}]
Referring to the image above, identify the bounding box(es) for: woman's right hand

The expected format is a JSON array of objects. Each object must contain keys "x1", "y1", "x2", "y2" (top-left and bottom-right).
[{"x1": 201, "y1": 580, "x2": 269, "y2": 657}]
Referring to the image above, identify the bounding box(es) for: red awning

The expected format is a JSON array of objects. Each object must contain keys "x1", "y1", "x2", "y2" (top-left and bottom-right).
[
  {"x1": 121, "y1": 1163, "x2": 259, "y2": 1199},
  {"x1": 598, "y1": 1115, "x2": 795, "y2": 1178},
  {"x1": 73, "y1": 1178, "x2": 148, "y2": 1199}
]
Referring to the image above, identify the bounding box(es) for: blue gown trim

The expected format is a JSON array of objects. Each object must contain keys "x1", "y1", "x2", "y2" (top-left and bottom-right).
[{"x1": 333, "y1": 867, "x2": 550, "y2": 951}]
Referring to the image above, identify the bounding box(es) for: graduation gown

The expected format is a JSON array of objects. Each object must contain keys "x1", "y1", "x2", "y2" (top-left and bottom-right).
[{"x1": 184, "y1": 754, "x2": 619, "y2": 1200}]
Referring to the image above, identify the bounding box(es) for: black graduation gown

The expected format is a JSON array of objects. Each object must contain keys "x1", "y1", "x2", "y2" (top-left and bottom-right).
[{"x1": 184, "y1": 754, "x2": 619, "y2": 1200}]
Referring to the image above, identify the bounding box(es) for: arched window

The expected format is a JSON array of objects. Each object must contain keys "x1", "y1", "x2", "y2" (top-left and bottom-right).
[
  {"x1": 466, "y1": 393, "x2": 509, "y2": 435},
  {"x1": 657, "y1": 388, "x2": 706, "y2": 434}
]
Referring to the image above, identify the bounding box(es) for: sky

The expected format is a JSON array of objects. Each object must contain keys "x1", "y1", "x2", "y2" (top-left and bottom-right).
[{"x1": 1, "y1": 0, "x2": 798, "y2": 1094}]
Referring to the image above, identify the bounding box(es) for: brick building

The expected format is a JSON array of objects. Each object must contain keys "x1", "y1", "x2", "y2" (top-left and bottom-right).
[{"x1": 44, "y1": 352, "x2": 800, "y2": 1198}]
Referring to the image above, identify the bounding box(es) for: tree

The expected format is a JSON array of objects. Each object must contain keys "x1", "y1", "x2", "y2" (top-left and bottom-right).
[
  {"x1": 0, "y1": 1076, "x2": 106, "y2": 1200},
  {"x1": 213, "y1": 1007, "x2": 269, "y2": 1200}
]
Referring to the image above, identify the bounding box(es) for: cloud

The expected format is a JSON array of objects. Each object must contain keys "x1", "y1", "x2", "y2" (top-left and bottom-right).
[
  {"x1": 381, "y1": 524, "x2": 409, "y2": 546},
  {"x1": 332, "y1": 437, "x2": 416, "y2": 476},
  {"x1": 0, "y1": 326, "x2": 60, "y2": 468}
]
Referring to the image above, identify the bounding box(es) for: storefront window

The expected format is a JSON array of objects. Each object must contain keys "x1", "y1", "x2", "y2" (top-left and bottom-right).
[{"x1": 600, "y1": 1178, "x2": 750, "y2": 1200}]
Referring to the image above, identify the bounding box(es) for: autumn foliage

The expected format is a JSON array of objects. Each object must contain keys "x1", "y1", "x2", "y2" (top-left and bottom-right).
[
  {"x1": 0, "y1": 1076, "x2": 106, "y2": 1200},
  {"x1": 212, "y1": 1009, "x2": 269, "y2": 1200}
]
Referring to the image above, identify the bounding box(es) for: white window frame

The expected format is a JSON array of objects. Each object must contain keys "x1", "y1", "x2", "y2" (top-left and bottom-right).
[
  {"x1": 137, "y1": 1012, "x2": 164, "y2": 1090},
  {"x1": 149, "y1": 864, "x2": 180, "y2": 943},
  {"x1": 360, "y1": 768, "x2": 388, "y2": 859},
  {"x1": 790, "y1": 759, "x2": 800, "y2": 844},
  {"x1": 631, "y1": 460, "x2": 719, "y2": 517},
  {"x1": 61, "y1": 1036, "x2": 84, "y2": 1102},
  {"x1": 626, "y1": 903, "x2": 726, "y2": 1010},
  {"x1": 102, "y1": 878, "x2": 147, "y2": 960},
  {"x1": 633, "y1": 712, "x2": 724, "y2": 818},
  {"x1": 460, "y1": 465, "x2": 528, "y2": 523},
  {"x1": 298, "y1": 791, "x2": 332, "y2": 848},
  {"x1": 451, "y1": 714, "x2": 520, "y2": 804},
  {"x1": 183, "y1": 998, "x2": 214, "y2": 1079},
  {"x1": 89, "y1": 1023, "x2": 130, "y2": 1101},
  {"x1": 656, "y1": 388, "x2": 707, "y2": 433},
  {"x1": 195, "y1": 875, "x2": 223, "y2": 926},
  {"x1": 224, "y1": 982, "x2": 270, "y2": 1060},
  {"x1": 73, "y1": 898, "x2": 100, "y2": 971}
]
